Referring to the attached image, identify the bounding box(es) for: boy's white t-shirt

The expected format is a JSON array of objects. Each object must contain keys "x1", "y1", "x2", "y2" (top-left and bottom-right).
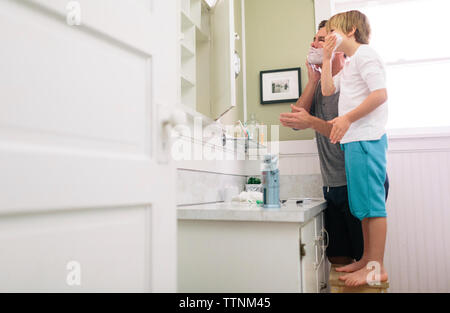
[{"x1": 333, "y1": 44, "x2": 388, "y2": 144}]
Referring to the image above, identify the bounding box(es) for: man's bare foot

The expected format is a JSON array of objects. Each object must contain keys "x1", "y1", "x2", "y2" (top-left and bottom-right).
[
  {"x1": 335, "y1": 258, "x2": 368, "y2": 273},
  {"x1": 339, "y1": 265, "x2": 388, "y2": 287}
]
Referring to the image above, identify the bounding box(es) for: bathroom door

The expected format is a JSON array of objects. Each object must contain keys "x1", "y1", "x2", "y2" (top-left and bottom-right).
[{"x1": 0, "y1": 0, "x2": 178, "y2": 292}]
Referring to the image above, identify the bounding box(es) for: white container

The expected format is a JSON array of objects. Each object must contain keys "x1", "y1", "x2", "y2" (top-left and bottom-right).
[{"x1": 223, "y1": 186, "x2": 239, "y2": 203}]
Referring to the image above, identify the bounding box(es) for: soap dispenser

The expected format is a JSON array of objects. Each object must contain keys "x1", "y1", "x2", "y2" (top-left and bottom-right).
[{"x1": 262, "y1": 154, "x2": 280, "y2": 209}]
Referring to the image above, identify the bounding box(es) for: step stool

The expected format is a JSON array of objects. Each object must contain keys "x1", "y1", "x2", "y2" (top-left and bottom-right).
[{"x1": 329, "y1": 264, "x2": 389, "y2": 293}]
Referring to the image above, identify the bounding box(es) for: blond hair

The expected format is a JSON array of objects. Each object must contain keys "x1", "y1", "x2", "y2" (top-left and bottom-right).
[{"x1": 326, "y1": 10, "x2": 371, "y2": 44}]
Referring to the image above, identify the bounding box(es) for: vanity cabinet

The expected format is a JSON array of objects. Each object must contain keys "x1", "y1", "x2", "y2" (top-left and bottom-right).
[
  {"x1": 177, "y1": 202, "x2": 329, "y2": 293},
  {"x1": 179, "y1": 0, "x2": 237, "y2": 119}
]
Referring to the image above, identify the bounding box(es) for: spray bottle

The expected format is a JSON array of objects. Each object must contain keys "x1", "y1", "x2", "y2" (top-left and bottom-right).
[{"x1": 262, "y1": 154, "x2": 280, "y2": 209}]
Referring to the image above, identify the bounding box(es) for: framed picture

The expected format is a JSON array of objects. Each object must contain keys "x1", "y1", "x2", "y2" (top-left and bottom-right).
[{"x1": 260, "y1": 67, "x2": 301, "y2": 104}]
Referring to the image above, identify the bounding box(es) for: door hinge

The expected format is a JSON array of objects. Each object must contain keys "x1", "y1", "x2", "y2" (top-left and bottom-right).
[{"x1": 300, "y1": 243, "x2": 306, "y2": 258}]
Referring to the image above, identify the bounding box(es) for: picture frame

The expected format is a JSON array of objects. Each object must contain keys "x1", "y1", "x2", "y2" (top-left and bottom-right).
[{"x1": 260, "y1": 67, "x2": 301, "y2": 104}]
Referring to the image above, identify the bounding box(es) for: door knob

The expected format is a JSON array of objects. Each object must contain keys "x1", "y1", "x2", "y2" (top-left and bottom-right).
[
  {"x1": 158, "y1": 106, "x2": 187, "y2": 164},
  {"x1": 160, "y1": 106, "x2": 187, "y2": 127}
]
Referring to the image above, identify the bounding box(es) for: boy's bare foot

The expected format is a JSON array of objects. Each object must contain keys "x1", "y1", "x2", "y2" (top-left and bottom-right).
[
  {"x1": 339, "y1": 265, "x2": 388, "y2": 287},
  {"x1": 335, "y1": 258, "x2": 368, "y2": 273}
]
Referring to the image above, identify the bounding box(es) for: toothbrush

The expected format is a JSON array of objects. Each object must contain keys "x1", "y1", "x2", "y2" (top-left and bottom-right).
[{"x1": 238, "y1": 120, "x2": 249, "y2": 138}]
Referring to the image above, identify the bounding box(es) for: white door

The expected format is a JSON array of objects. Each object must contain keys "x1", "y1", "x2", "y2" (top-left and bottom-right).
[{"x1": 0, "y1": 0, "x2": 178, "y2": 292}]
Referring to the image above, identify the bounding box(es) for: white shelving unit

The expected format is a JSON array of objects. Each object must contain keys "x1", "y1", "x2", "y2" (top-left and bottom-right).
[
  {"x1": 179, "y1": 0, "x2": 236, "y2": 119},
  {"x1": 179, "y1": 0, "x2": 210, "y2": 111}
]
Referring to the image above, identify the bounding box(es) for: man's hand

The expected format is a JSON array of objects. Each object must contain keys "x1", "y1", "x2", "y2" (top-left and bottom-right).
[
  {"x1": 329, "y1": 115, "x2": 351, "y2": 144},
  {"x1": 306, "y1": 61, "x2": 320, "y2": 84},
  {"x1": 279, "y1": 105, "x2": 312, "y2": 130},
  {"x1": 291, "y1": 103, "x2": 302, "y2": 113},
  {"x1": 323, "y1": 34, "x2": 336, "y2": 61}
]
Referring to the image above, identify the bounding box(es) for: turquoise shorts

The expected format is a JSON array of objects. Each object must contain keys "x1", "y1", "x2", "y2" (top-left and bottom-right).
[{"x1": 341, "y1": 134, "x2": 388, "y2": 221}]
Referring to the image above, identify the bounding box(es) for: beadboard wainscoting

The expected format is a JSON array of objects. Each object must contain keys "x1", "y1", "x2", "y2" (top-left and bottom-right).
[
  {"x1": 384, "y1": 134, "x2": 450, "y2": 293},
  {"x1": 276, "y1": 135, "x2": 450, "y2": 293},
  {"x1": 275, "y1": 140, "x2": 322, "y2": 176},
  {"x1": 275, "y1": 140, "x2": 323, "y2": 199}
]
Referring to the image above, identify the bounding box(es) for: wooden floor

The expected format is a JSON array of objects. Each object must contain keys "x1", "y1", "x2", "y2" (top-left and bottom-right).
[{"x1": 329, "y1": 264, "x2": 389, "y2": 293}]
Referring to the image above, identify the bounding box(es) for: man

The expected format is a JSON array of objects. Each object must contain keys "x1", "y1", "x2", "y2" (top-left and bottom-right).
[{"x1": 279, "y1": 20, "x2": 389, "y2": 266}]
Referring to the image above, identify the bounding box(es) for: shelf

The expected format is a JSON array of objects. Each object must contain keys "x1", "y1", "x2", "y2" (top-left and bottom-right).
[
  {"x1": 181, "y1": 42, "x2": 195, "y2": 59},
  {"x1": 181, "y1": 75, "x2": 195, "y2": 88},
  {"x1": 181, "y1": 10, "x2": 194, "y2": 30},
  {"x1": 180, "y1": 0, "x2": 190, "y2": 16}
]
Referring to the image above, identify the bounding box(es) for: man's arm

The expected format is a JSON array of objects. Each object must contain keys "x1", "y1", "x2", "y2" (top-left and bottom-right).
[
  {"x1": 295, "y1": 80, "x2": 317, "y2": 113},
  {"x1": 293, "y1": 62, "x2": 320, "y2": 113}
]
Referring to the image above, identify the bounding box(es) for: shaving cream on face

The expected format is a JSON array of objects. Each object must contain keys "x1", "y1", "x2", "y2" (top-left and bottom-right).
[
  {"x1": 307, "y1": 47, "x2": 324, "y2": 65},
  {"x1": 334, "y1": 32, "x2": 343, "y2": 50}
]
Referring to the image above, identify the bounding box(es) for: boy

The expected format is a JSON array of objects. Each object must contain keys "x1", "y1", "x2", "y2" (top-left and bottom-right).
[{"x1": 321, "y1": 10, "x2": 389, "y2": 287}]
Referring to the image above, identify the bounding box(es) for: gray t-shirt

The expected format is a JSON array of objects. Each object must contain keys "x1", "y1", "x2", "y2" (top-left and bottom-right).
[{"x1": 310, "y1": 81, "x2": 347, "y2": 187}]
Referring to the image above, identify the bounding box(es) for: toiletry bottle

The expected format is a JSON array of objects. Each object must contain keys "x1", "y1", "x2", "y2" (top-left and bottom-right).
[
  {"x1": 259, "y1": 123, "x2": 266, "y2": 146},
  {"x1": 234, "y1": 121, "x2": 243, "y2": 138},
  {"x1": 247, "y1": 113, "x2": 259, "y2": 142},
  {"x1": 262, "y1": 154, "x2": 280, "y2": 209}
]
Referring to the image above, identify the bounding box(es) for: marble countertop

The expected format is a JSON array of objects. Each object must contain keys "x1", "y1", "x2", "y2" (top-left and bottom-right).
[{"x1": 177, "y1": 198, "x2": 327, "y2": 223}]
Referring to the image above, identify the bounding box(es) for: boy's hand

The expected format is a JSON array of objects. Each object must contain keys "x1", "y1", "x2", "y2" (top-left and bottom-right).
[
  {"x1": 323, "y1": 34, "x2": 336, "y2": 61},
  {"x1": 329, "y1": 115, "x2": 351, "y2": 144}
]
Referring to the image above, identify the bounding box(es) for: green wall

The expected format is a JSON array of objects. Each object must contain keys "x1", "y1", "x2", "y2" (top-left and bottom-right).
[{"x1": 245, "y1": 0, "x2": 316, "y2": 141}]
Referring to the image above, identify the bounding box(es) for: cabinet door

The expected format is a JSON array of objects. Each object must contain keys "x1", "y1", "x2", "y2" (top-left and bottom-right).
[{"x1": 300, "y1": 219, "x2": 318, "y2": 293}]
